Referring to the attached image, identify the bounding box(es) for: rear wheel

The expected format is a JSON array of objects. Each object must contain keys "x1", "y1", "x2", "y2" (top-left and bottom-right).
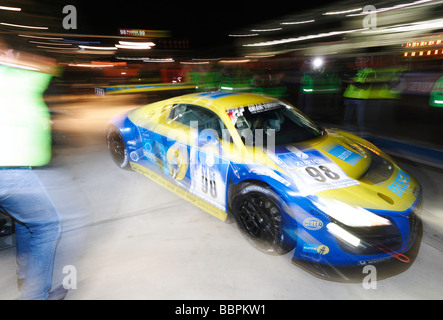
[
  {"x1": 230, "y1": 183, "x2": 295, "y2": 255},
  {"x1": 106, "y1": 126, "x2": 130, "y2": 170}
]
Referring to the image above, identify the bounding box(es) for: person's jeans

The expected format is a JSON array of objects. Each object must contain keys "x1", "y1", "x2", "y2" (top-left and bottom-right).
[
  {"x1": 344, "y1": 98, "x2": 367, "y2": 134},
  {"x1": 0, "y1": 168, "x2": 61, "y2": 300}
]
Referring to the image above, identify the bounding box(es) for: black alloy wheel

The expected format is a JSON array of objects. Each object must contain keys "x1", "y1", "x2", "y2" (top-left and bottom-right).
[
  {"x1": 231, "y1": 183, "x2": 294, "y2": 255},
  {"x1": 107, "y1": 126, "x2": 130, "y2": 170}
]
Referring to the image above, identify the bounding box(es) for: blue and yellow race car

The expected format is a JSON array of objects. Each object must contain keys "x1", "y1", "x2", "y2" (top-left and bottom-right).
[{"x1": 106, "y1": 91, "x2": 422, "y2": 281}]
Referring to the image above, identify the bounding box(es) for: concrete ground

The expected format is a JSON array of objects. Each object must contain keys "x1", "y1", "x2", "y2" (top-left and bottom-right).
[{"x1": 0, "y1": 94, "x2": 442, "y2": 300}]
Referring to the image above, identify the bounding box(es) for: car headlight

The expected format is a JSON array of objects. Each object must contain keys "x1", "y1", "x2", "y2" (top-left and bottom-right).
[
  {"x1": 326, "y1": 223, "x2": 361, "y2": 247},
  {"x1": 315, "y1": 198, "x2": 391, "y2": 227}
]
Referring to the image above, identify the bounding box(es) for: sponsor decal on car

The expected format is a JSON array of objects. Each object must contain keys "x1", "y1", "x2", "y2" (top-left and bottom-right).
[
  {"x1": 327, "y1": 144, "x2": 364, "y2": 166},
  {"x1": 247, "y1": 102, "x2": 281, "y2": 114},
  {"x1": 302, "y1": 244, "x2": 329, "y2": 255},
  {"x1": 302, "y1": 217, "x2": 324, "y2": 230},
  {"x1": 388, "y1": 169, "x2": 411, "y2": 197},
  {"x1": 274, "y1": 148, "x2": 359, "y2": 195}
]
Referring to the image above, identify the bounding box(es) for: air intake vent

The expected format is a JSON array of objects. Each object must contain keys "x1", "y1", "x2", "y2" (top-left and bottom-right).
[{"x1": 378, "y1": 192, "x2": 394, "y2": 205}]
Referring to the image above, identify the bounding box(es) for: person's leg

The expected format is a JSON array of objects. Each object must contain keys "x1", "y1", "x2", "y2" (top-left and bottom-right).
[
  {"x1": 355, "y1": 99, "x2": 367, "y2": 135},
  {"x1": 0, "y1": 169, "x2": 61, "y2": 300},
  {"x1": 14, "y1": 221, "x2": 30, "y2": 284},
  {"x1": 343, "y1": 99, "x2": 356, "y2": 130},
  {"x1": 304, "y1": 93, "x2": 313, "y2": 116}
]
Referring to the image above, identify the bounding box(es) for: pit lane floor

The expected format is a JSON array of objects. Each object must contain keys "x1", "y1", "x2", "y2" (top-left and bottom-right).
[{"x1": 0, "y1": 94, "x2": 442, "y2": 300}]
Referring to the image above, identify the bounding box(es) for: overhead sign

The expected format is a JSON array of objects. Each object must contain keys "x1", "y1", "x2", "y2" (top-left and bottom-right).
[{"x1": 118, "y1": 28, "x2": 170, "y2": 38}]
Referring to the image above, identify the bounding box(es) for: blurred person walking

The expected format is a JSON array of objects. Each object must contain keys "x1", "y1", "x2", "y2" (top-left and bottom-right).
[{"x1": 0, "y1": 46, "x2": 66, "y2": 300}]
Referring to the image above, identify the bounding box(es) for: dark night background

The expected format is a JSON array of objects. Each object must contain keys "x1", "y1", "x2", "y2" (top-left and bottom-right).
[{"x1": 66, "y1": 0, "x2": 321, "y2": 51}]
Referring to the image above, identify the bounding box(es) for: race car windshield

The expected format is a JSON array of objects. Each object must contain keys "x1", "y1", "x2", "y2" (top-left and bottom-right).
[{"x1": 229, "y1": 102, "x2": 323, "y2": 147}]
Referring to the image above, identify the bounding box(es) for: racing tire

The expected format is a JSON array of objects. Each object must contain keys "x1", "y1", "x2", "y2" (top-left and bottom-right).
[
  {"x1": 230, "y1": 182, "x2": 295, "y2": 255},
  {"x1": 106, "y1": 126, "x2": 131, "y2": 170}
]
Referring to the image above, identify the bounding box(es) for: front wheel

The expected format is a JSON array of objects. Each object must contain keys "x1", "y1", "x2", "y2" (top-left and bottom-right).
[
  {"x1": 106, "y1": 126, "x2": 131, "y2": 170},
  {"x1": 230, "y1": 183, "x2": 295, "y2": 255}
]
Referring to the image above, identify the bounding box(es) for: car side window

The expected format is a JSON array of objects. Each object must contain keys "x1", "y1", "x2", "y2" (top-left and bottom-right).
[{"x1": 169, "y1": 104, "x2": 225, "y2": 139}]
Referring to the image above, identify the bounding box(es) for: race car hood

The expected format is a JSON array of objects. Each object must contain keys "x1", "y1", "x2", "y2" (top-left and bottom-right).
[
  {"x1": 267, "y1": 129, "x2": 420, "y2": 215},
  {"x1": 269, "y1": 129, "x2": 370, "y2": 188}
]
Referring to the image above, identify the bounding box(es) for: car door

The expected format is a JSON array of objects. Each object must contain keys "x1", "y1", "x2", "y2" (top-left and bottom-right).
[{"x1": 155, "y1": 103, "x2": 231, "y2": 211}]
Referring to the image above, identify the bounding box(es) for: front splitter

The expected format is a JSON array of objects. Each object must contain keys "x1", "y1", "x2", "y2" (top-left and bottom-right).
[{"x1": 292, "y1": 221, "x2": 423, "y2": 283}]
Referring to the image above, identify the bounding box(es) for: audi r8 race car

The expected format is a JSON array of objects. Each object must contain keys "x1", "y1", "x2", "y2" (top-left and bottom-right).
[{"x1": 106, "y1": 91, "x2": 422, "y2": 281}]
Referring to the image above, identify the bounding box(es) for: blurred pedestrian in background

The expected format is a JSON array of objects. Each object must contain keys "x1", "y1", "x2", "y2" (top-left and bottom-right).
[{"x1": 343, "y1": 56, "x2": 375, "y2": 134}]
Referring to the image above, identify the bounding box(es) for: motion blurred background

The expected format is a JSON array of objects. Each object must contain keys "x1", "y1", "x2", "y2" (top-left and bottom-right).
[
  {"x1": 2, "y1": 0, "x2": 443, "y2": 150},
  {"x1": 1, "y1": 0, "x2": 443, "y2": 300}
]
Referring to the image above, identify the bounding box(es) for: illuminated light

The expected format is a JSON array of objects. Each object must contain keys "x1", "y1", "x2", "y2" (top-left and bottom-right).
[
  {"x1": 412, "y1": 42, "x2": 417, "y2": 46},
  {"x1": 63, "y1": 39, "x2": 101, "y2": 44},
  {"x1": 250, "y1": 28, "x2": 282, "y2": 32},
  {"x1": 434, "y1": 100, "x2": 443, "y2": 104},
  {"x1": 115, "y1": 44, "x2": 152, "y2": 49},
  {"x1": 143, "y1": 58, "x2": 174, "y2": 63},
  {"x1": 115, "y1": 41, "x2": 155, "y2": 50},
  {"x1": 118, "y1": 41, "x2": 155, "y2": 47},
  {"x1": 220, "y1": 86, "x2": 233, "y2": 91},
  {"x1": 363, "y1": 17, "x2": 443, "y2": 34},
  {"x1": 0, "y1": 22, "x2": 48, "y2": 29},
  {"x1": 323, "y1": 8, "x2": 362, "y2": 15},
  {"x1": 116, "y1": 56, "x2": 150, "y2": 60},
  {"x1": 346, "y1": 0, "x2": 433, "y2": 16},
  {"x1": 411, "y1": 52, "x2": 416, "y2": 56},
  {"x1": 219, "y1": 59, "x2": 250, "y2": 63},
  {"x1": 244, "y1": 54, "x2": 275, "y2": 58},
  {"x1": 437, "y1": 40, "x2": 441, "y2": 44},
  {"x1": 68, "y1": 63, "x2": 115, "y2": 68},
  {"x1": 313, "y1": 57, "x2": 323, "y2": 68},
  {"x1": 79, "y1": 45, "x2": 117, "y2": 50},
  {"x1": 91, "y1": 61, "x2": 126, "y2": 66},
  {"x1": 0, "y1": 5, "x2": 21, "y2": 11},
  {"x1": 280, "y1": 19, "x2": 315, "y2": 25},
  {"x1": 180, "y1": 61, "x2": 210, "y2": 65},
  {"x1": 118, "y1": 28, "x2": 170, "y2": 37},
  {"x1": 419, "y1": 51, "x2": 424, "y2": 56},
  {"x1": 19, "y1": 34, "x2": 63, "y2": 40},
  {"x1": 29, "y1": 41, "x2": 72, "y2": 46},
  {"x1": 228, "y1": 33, "x2": 259, "y2": 37},
  {"x1": 429, "y1": 41, "x2": 435, "y2": 45},
  {"x1": 243, "y1": 28, "x2": 364, "y2": 47},
  {"x1": 404, "y1": 52, "x2": 408, "y2": 57},
  {"x1": 303, "y1": 88, "x2": 314, "y2": 92},
  {"x1": 435, "y1": 50, "x2": 439, "y2": 54},
  {"x1": 359, "y1": 142, "x2": 381, "y2": 156},
  {"x1": 327, "y1": 223, "x2": 361, "y2": 247},
  {"x1": 36, "y1": 45, "x2": 76, "y2": 50},
  {"x1": 316, "y1": 198, "x2": 391, "y2": 227},
  {"x1": 0, "y1": 61, "x2": 39, "y2": 71},
  {"x1": 74, "y1": 50, "x2": 116, "y2": 55},
  {"x1": 427, "y1": 50, "x2": 431, "y2": 55}
]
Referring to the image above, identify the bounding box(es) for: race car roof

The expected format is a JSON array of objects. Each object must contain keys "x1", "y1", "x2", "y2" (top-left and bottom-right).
[{"x1": 175, "y1": 91, "x2": 278, "y2": 112}]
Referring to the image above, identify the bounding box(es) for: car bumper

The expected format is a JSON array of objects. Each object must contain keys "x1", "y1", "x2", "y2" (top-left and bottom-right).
[
  {"x1": 291, "y1": 218, "x2": 422, "y2": 282},
  {"x1": 287, "y1": 195, "x2": 423, "y2": 280}
]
